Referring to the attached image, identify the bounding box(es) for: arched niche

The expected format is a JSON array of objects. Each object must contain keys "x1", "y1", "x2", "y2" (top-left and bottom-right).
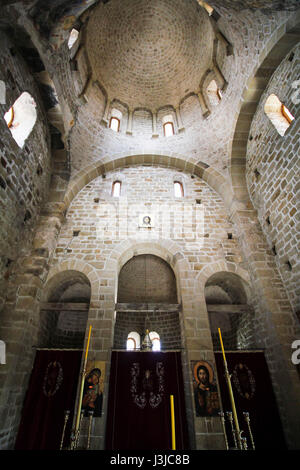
[
  {"x1": 39, "y1": 270, "x2": 91, "y2": 349},
  {"x1": 205, "y1": 271, "x2": 256, "y2": 351},
  {"x1": 114, "y1": 254, "x2": 181, "y2": 350}
]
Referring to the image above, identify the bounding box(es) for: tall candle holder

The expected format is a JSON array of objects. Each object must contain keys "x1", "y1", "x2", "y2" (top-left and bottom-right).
[
  {"x1": 60, "y1": 410, "x2": 70, "y2": 450},
  {"x1": 218, "y1": 328, "x2": 243, "y2": 450},
  {"x1": 226, "y1": 411, "x2": 238, "y2": 449},
  {"x1": 86, "y1": 410, "x2": 94, "y2": 450},
  {"x1": 218, "y1": 411, "x2": 229, "y2": 450},
  {"x1": 70, "y1": 325, "x2": 92, "y2": 450},
  {"x1": 243, "y1": 412, "x2": 255, "y2": 450},
  {"x1": 241, "y1": 435, "x2": 248, "y2": 450}
]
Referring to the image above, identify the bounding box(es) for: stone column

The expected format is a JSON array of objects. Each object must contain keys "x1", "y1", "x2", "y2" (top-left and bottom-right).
[
  {"x1": 126, "y1": 109, "x2": 133, "y2": 135},
  {"x1": 101, "y1": 98, "x2": 111, "y2": 127},
  {"x1": 175, "y1": 106, "x2": 185, "y2": 133},
  {"x1": 152, "y1": 111, "x2": 159, "y2": 138},
  {"x1": 212, "y1": 63, "x2": 228, "y2": 92},
  {"x1": 197, "y1": 91, "x2": 210, "y2": 119},
  {"x1": 0, "y1": 202, "x2": 66, "y2": 449}
]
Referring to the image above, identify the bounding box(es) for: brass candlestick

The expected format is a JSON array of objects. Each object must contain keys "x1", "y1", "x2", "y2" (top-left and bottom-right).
[
  {"x1": 86, "y1": 410, "x2": 94, "y2": 450},
  {"x1": 74, "y1": 410, "x2": 85, "y2": 450},
  {"x1": 70, "y1": 325, "x2": 92, "y2": 450},
  {"x1": 226, "y1": 411, "x2": 238, "y2": 449},
  {"x1": 218, "y1": 328, "x2": 243, "y2": 450},
  {"x1": 241, "y1": 435, "x2": 248, "y2": 450},
  {"x1": 60, "y1": 410, "x2": 70, "y2": 450},
  {"x1": 243, "y1": 412, "x2": 255, "y2": 450},
  {"x1": 219, "y1": 411, "x2": 229, "y2": 450}
]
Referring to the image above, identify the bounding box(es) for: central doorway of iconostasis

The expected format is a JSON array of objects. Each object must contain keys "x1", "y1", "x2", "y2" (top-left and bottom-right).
[
  {"x1": 105, "y1": 255, "x2": 189, "y2": 450},
  {"x1": 205, "y1": 272, "x2": 287, "y2": 450}
]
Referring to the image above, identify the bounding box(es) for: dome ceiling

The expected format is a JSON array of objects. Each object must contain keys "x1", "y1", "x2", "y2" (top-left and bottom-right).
[{"x1": 85, "y1": 0, "x2": 215, "y2": 110}]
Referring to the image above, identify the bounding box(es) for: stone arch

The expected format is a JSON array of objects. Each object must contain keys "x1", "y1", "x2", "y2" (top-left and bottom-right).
[
  {"x1": 63, "y1": 153, "x2": 234, "y2": 211},
  {"x1": 45, "y1": 260, "x2": 101, "y2": 301},
  {"x1": 229, "y1": 12, "x2": 300, "y2": 207},
  {"x1": 197, "y1": 262, "x2": 254, "y2": 351},
  {"x1": 109, "y1": 239, "x2": 191, "y2": 354},
  {"x1": 40, "y1": 267, "x2": 93, "y2": 349},
  {"x1": 193, "y1": 261, "x2": 251, "y2": 332},
  {"x1": 107, "y1": 239, "x2": 191, "y2": 304},
  {"x1": 196, "y1": 260, "x2": 250, "y2": 287}
]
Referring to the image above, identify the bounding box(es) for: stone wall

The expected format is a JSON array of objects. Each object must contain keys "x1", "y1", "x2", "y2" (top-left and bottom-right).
[
  {"x1": 49, "y1": 165, "x2": 250, "y2": 450},
  {"x1": 0, "y1": 31, "x2": 51, "y2": 307},
  {"x1": 0, "y1": 30, "x2": 52, "y2": 449},
  {"x1": 246, "y1": 43, "x2": 299, "y2": 315}
]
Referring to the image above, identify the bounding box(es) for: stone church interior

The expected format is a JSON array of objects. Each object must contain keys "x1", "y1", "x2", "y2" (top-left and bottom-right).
[{"x1": 0, "y1": 0, "x2": 299, "y2": 452}]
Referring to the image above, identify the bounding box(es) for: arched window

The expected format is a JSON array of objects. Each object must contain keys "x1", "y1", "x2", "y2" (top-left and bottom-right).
[
  {"x1": 112, "y1": 180, "x2": 121, "y2": 197},
  {"x1": 109, "y1": 108, "x2": 122, "y2": 132},
  {"x1": 207, "y1": 79, "x2": 222, "y2": 106},
  {"x1": 149, "y1": 331, "x2": 161, "y2": 351},
  {"x1": 264, "y1": 94, "x2": 294, "y2": 136},
  {"x1": 109, "y1": 116, "x2": 120, "y2": 132},
  {"x1": 163, "y1": 121, "x2": 174, "y2": 137},
  {"x1": 174, "y1": 181, "x2": 184, "y2": 197},
  {"x1": 126, "y1": 332, "x2": 140, "y2": 350},
  {"x1": 68, "y1": 28, "x2": 79, "y2": 49},
  {"x1": 162, "y1": 114, "x2": 175, "y2": 137},
  {"x1": 3, "y1": 92, "x2": 37, "y2": 148}
]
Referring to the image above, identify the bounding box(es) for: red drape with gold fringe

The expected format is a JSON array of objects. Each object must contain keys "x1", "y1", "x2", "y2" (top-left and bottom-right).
[
  {"x1": 15, "y1": 349, "x2": 82, "y2": 450},
  {"x1": 105, "y1": 351, "x2": 189, "y2": 450},
  {"x1": 214, "y1": 351, "x2": 287, "y2": 450}
]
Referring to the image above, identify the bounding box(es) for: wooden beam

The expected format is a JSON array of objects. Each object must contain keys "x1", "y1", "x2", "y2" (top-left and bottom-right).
[
  {"x1": 207, "y1": 304, "x2": 253, "y2": 314},
  {"x1": 115, "y1": 303, "x2": 181, "y2": 312},
  {"x1": 40, "y1": 302, "x2": 89, "y2": 311}
]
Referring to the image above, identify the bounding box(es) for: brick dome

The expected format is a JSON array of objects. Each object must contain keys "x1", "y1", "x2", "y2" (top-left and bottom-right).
[{"x1": 86, "y1": 0, "x2": 214, "y2": 109}]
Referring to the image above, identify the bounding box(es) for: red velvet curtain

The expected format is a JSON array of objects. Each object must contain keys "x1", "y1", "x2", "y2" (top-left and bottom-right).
[
  {"x1": 214, "y1": 352, "x2": 286, "y2": 450},
  {"x1": 105, "y1": 351, "x2": 189, "y2": 450},
  {"x1": 15, "y1": 350, "x2": 82, "y2": 450}
]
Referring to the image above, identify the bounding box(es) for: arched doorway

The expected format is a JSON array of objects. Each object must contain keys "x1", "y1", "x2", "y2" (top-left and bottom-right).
[
  {"x1": 15, "y1": 271, "x2": 91, "y2": 450},
  {"x1": 205, "y1": 271, "x2": 286, "y2": 450},
  {"x1": 106, "y1": 255, "x2": 189, "y2": 450}
]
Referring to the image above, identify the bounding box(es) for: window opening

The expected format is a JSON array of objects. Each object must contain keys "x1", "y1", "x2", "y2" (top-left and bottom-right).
[
  {"x1": 3, "y1": 92, "x2": 37, "y2": 148},
  {"x1": 198, "y1": 1, "x2": 214, "y2": 16},
  {"x1": 207, "y1": 79, "x2": 222, "y2": 106},
  {"x1": 112, "y1": 180, "x2": 121, "y2": 197},
  {"x1": 163, "y1": 121, "x2": 174, "y2": 137},
  {"x1": 126, "y1": 332, "x2": 140, "y2": 350},
  {"x1": 149, "y1": 332, "x2": 160, "y2": 351},
  {"x1": 109, "y1": 116, "x2": 120, "y2": 132},
  {"x1": 264, "y1": 94, "x2": 294, "y2": 136},
  {"x1": 174, "y1": 181, "x2": 184, "y2": 197},
  {"x1": 68, "y1": 29, "x2": 79, "y2": 49}
]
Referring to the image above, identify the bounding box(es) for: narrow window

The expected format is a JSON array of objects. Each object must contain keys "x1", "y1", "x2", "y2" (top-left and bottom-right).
[
  {"x1": 126, "y1": 332, "x2": 140, "y2": 350},
  {"x1": 109, "y1": 116, "x2": 120, "y2": 132},
  {"x1": 3, "y1": 92, "x2": 37, "y2": 148},
  {"x1": 163, "y1": 121, "x2": 174, "y2": 137},
  {"x1": 149, "y1": 332, "x2": 161, "y2": 351},
  {"x1": 112, "y1": 180, "x2": 121, "y2": 197},
  {"x1": 207, "y1": 79, "x2": 222, "y2": 106},
  {"x1": 198, "y1": 1, "x2": 214, "y2": 16},
  {"x1": 174, "y1": 181, "x2": 184, "y2": 198},
  {"x1": 68, "y1": 29, "x2": 79, "y2": 49},
  {"x1": 126, "y1": 337, "x2": 136, "y2": 350},
  {"x1": 264, "y1": 94, "x2": 294, "y2": 136}
]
